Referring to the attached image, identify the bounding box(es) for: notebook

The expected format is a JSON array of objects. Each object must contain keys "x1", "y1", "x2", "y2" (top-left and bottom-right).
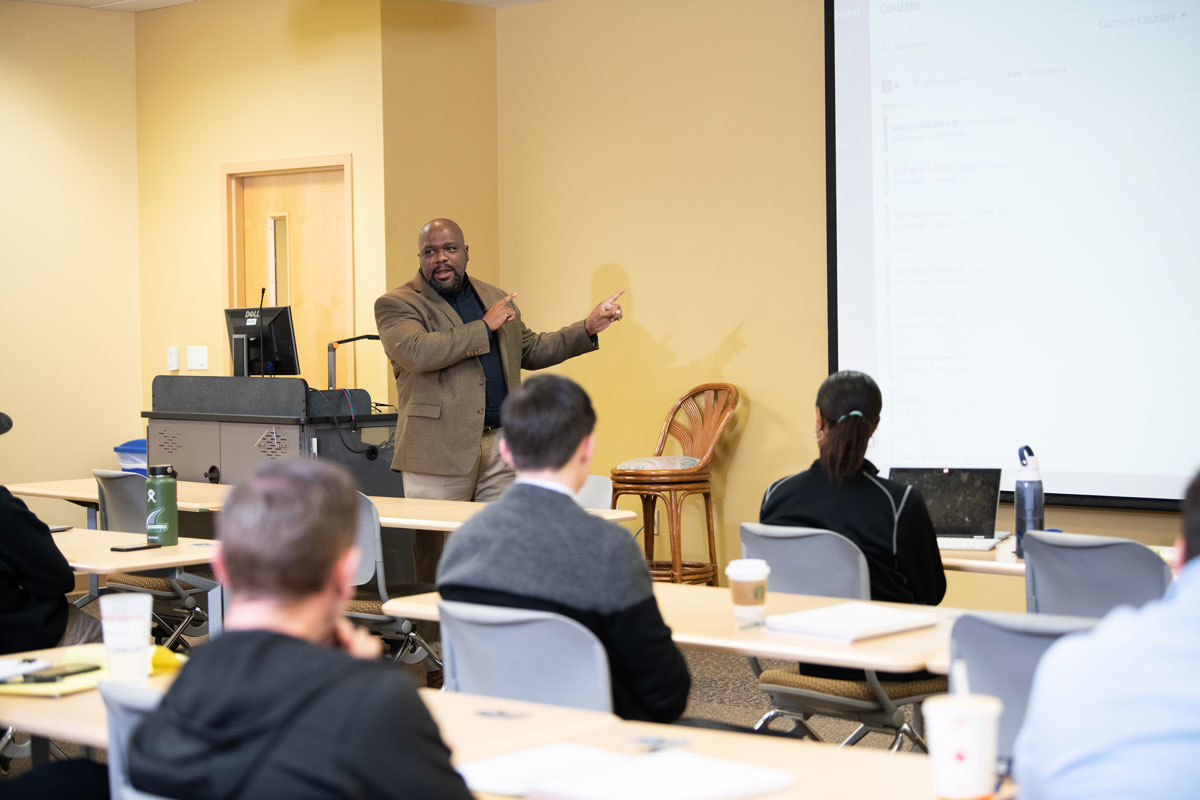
[
  {"x1": 888, "y1": 467, "x2": 1002, "y2": 539},
  {"x1": 764, "y1": 601, "x2": 939, "y2": 643}
]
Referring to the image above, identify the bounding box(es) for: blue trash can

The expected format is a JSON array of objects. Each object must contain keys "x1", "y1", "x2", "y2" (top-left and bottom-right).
[{"x1": 114, "y1": 438, "x2": 148, "y2": 476}]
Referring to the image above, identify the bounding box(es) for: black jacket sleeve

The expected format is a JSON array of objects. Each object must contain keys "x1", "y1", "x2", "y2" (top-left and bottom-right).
[
  {"x1": 600, "y1": 594, "x2": 691, "y2": 723},
  {"x1": 895, "y1": 489, "x2": 946, "y2": 606},
  {"x1": 0, "y1": 487, "x2": 74, "y2": 598},
  {"x1": 345, "y1": 676, "x2": 473, "y2": 800}
]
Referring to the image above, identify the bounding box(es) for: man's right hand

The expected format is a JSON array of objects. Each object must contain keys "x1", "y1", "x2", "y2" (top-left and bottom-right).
[{"x1": 483, "y1": 293, "x2": 518, "y2": 331}]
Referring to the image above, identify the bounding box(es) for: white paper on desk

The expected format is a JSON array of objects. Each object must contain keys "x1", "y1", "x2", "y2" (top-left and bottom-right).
[
  {"x1": 457, "y1": 742, "x2": 628, "y2": 796},
  {"x1": 765, "y1": 601, "x2": 938, "y2": 643},
  {"x1": 0, "y1": 659, "x2": 51, "y2": 682},
  {"x1": 529, "y1": 749, "x2": 795, "y2": 800}
]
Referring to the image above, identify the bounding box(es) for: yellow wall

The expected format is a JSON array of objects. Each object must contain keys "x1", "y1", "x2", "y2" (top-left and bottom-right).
[
  {"x1": 494, "y1": 0, "x2": 1181, "y2": 588},
  {"x1": 0, "y1": 1, "x2": 141, "y2": 526},
  {"x1": 496, "y1": 0, "x2": 829, "y2": 571},
  {"x1": 380, "y1": 0, "x2": 499, "y2": 315},
  {"x1": 135, "y1": 0, "x2": 389, "y2": 404}
]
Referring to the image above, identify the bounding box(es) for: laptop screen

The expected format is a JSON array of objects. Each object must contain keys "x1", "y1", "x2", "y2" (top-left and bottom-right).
[{"x1": 887, "y1": 468, "x2": 1002, "y2": 538}]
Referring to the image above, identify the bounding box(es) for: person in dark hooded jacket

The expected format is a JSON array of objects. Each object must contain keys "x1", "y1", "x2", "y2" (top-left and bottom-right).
[{"x1": 127, "y1": 460, "x2": 471, "y2": 800}]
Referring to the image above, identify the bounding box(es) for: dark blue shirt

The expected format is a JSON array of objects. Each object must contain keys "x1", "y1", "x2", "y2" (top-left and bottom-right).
[{"x1": 434, "y1": 275, "x2": 507, "y2": 428}]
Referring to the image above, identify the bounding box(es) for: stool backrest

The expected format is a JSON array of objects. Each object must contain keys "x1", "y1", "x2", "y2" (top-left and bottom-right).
[{"x1": 652, "y1": 383, "x2": 739, "y2": 468}]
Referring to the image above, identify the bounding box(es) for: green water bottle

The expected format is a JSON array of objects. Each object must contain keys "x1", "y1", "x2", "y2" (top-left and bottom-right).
[{"x1": 146, "y1": 464, "x2": 178, "y2": 546}]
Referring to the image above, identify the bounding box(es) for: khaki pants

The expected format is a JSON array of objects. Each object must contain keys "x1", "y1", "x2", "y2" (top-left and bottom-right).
[{"x1": 401, "y1": 429, "x2": 514, "y2": 647}]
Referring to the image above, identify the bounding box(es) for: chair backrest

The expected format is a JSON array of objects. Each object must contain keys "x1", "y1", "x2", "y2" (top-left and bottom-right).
[
  {"x1": 439, "y1": 600, "x2": 613, "y2": 713},
  {"x1": 740, "y1": 522, "x2": 870, "y2": 600},
  {"x1": 1023, "y1": 530, "x2": 1172, "y2": 616},
  {"x1": 99, "y1": 682, "x2": 172, "y2": 800},
  {"x1": 652, "y1": 383, "x2": 739, "y2": 468},
  {"x1": 94, "y1": 469, "x2": 147, "y2": 532},
  {"x1": 576, "y1": 474, "x2": 613, "y2": 509},
  {"x1": 352, "y1": 491, "x2": 384, "y2": 590},
  {"x1": 949, "y1": 612, "x2": 1095, "y2": 768}
]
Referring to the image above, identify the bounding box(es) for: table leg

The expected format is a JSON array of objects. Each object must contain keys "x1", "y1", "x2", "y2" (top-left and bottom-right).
[
  {"x1": 73, "y1": 574, "x2": 101, "y2": 609},
  {"x1": 86, "y1": 504, "x2": 97, "y2": 530}
]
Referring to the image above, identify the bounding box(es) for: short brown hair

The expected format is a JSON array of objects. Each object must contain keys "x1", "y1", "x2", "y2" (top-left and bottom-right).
[{"x1": 217, "y1": 460, "x2": 359, "y2": 600}]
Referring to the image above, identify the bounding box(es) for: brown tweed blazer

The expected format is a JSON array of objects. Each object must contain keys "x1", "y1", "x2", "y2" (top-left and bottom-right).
[{"x1": 374, "y1": 271, "x2": 597, "y2": 475}]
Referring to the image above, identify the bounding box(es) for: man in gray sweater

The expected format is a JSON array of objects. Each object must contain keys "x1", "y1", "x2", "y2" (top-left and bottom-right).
[{"x1": 437, "y1": 375, "x2": 690, "y2": 722}]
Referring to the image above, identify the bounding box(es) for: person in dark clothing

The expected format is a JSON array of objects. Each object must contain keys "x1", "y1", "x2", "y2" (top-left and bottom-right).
[
  {"x1": 759, "y1": 371, "x2": 945, "y2": 680},
  {"x1": 437, "y1": 375, "x2": 691, "y2": 723},
  {"x1": 128, "y1": 460, "x2": 471, "y2": 800},
  {"x1": 0, "y1": 411, "x2": 102, "y2": 655}
]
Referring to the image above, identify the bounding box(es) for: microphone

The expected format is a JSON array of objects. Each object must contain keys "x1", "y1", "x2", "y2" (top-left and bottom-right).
[
  {"x1": 258, "y1": 287, "x2": 266, "y2": 313},
  {"x1": 0, "y1": 412, "x2": 12, "y2": 436}
]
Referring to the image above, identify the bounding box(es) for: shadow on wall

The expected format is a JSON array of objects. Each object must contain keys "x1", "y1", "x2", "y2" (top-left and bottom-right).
[
  {"x1": 580, "y1": 262, "x2": 748, "y2": 569},
  {"x1": 291, "y1": 0, "x2": 480, "y2": 46}
]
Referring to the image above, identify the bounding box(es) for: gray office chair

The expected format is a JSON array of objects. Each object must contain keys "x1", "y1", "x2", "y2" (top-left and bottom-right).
[
  {"x1": 948, "y1": 612, "x2": 1095, "y2": 774},
  {"x1": 343, "y1": 492, "x2": 440, "y2": 670},
  {"x1": 1023, "y1": 530, "x2": 1172, "y2": 616},
  {"x1": 439, "y1": 600, "x2": 613, "y2": 713},
  {"x1": 576, "y1": 474, "x2": 613, "y2": 510},
  {"x1": 99, "y1": 682, "x2": 172, "y2": 800},
  {"x1": 93, "y1": 470, "x2": 216, "y2": 650},
  {"x1": 740, "y1": 522, "x2": 947, "y2": 751}
]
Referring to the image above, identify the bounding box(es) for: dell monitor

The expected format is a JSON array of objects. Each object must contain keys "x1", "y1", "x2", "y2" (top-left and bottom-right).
[{"x1": 224, "y1": 306, "x2": 300, "y2": 377}]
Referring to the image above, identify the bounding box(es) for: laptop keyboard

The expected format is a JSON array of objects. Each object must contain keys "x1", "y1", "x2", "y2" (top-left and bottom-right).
[{"x1": 938, "y1": 537, "x2": 1001, "y2": 551}]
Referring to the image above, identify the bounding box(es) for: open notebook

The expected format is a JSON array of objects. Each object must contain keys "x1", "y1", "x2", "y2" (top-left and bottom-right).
[
  {"x1": 764, "y1": 602, "x2": 939, "y2": 643},
  {"x1": 458, "y1": 742, "x2": 794, "y2": 800}
]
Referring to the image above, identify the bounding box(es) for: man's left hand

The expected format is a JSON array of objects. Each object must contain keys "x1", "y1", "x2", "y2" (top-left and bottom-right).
[
  {"x1": 585, "y1": 289, "x2": 625, "y2": 336},
  {"x1": 333, "y1": 617, "x2": 383, "y2": 660}
]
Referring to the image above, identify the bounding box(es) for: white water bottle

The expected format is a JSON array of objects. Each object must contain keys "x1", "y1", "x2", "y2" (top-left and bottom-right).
[{"x1": 1014, "y1": 445, "x2": 1043, "y2": 558}]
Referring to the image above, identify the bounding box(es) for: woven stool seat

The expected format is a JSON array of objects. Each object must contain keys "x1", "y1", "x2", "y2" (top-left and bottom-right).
[{"x1": 759, "y1": 668, "x2": 948, "y2": 702}]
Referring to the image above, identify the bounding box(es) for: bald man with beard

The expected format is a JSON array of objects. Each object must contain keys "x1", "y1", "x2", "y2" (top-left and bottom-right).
[{"x1": 374, "y1": 219, "x2": 624, "y2": 610}]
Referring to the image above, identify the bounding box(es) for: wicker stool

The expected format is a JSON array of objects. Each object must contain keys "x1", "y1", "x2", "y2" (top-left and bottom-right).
[{"x1": 610, "y1": 383, "x2": 739, "y2": 584}]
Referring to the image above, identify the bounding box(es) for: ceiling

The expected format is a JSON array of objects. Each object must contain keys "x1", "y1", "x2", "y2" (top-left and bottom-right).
[
  {"x1": 13, "y1": 0, "x2": 194, "y2": 11},
  {"x1": 14, "y1": 0, "x2": 546, "y2": 10}
]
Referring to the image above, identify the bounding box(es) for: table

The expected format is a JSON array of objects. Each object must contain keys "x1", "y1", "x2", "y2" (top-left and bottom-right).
[
  {"x1": 423, "y1": 690, "x2": 935, "y2": 800},
  {"x1": 0, "y1": 646, "x2": 935, "y2": 800},
  {"x1": 52, "y1": 528, "x2": 224, "y2": 634},
  {"x1": 940, "y1": 536, "x2": 1025, "y2": 576},
  {"x1": 384, "y1": 583, "x2": 962, "y2": 674},
  {"x1": 6, "y1": 479, "x2": 636, "y2": 531}
]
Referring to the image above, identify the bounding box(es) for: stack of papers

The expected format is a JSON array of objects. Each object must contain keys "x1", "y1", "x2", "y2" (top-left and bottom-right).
[
  {"x1": 765, "y1": 602, "x2": 939, "y2": 643},
  {"x1": 459, "y1": 742, "x2": 794, "y2": 800}
]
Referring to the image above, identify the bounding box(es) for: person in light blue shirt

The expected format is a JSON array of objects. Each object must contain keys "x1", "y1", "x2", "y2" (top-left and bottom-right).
[{"x1": 1014, "y1": 471, "x2": 1200, "y2": 799}]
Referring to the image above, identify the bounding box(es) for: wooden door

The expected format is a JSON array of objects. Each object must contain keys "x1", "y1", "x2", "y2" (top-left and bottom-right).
[{"x1": 233, "y1": 166, "x2": 354, "y2": 389}]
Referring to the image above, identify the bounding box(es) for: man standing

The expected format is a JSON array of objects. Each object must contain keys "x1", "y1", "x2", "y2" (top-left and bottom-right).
[
  {"x1": 127, "y1": 461, "x2": 472, "y2": 800},
  {"x1": 1013, "y1": 471, "x2": 1200, "y2": 798},
  {"x1": 374, "y1": 218, "x2": 623, "y2": 576},
  {"x1": 437, "y1": 375, "x2": 690, "y2": 722}
]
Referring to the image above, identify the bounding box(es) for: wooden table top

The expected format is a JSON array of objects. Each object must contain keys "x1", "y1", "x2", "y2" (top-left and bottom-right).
[
  {"x1": 421, "y1": 689, "x2": 934, "y2": 800},
  {"x1": 52, "y1": 529, "x2": 219, "y2": 574},
  {"x1": 0, "y1": 649, "x2": 934, "y2": 800},
  {"x1": 6, "y1": 478, "x2": 635, "y2": 530},
  {"x1": 939, "y1": 536, "x2": 1025, "y2": 576},
  {"x1": 385, "y1": 582, "x2": 962, "y2": 674}
]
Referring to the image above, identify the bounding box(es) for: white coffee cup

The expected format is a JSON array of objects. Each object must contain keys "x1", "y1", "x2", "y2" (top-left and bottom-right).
[
  {"x1": 922, "y1": 693, "x2": 1003, "y2": 800},
  {"x1": 99, "y1": 593, "x2": 154, "y2": 685},
  {"x1": 725, "y1": 558, "x2": 771, "y2": 623}
]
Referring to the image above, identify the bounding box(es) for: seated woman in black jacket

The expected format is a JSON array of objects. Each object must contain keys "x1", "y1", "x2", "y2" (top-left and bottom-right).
[{"x1": 759, "y1": 371, "x2": 944, "y2": 679}]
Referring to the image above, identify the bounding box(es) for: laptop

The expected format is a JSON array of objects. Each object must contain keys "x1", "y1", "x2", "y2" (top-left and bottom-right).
[{"x1": 887, "y1": 467, "x2": 1005, "y2": 540}]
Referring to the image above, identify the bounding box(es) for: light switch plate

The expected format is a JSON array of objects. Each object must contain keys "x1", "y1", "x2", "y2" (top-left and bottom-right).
[
  {"x1": 166, "y1": 346, "x2": 179, "y2": 371},
  {"x1": 186, "y1": 345, "x2": 208, "y2": 371}
]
